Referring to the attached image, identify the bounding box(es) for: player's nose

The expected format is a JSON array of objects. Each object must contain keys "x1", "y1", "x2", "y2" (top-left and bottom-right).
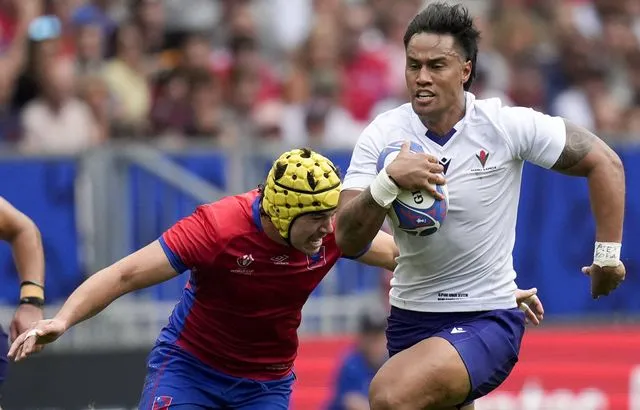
[
  {"x1": 416, "y1": 66, "x2": 433, "y2": 85},
  {"x1": 320, "y1": 218, "x2": 334, "y2": 234}
]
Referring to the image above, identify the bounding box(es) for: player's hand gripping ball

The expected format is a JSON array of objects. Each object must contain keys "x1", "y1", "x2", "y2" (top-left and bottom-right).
[{"x1": 377, "y1": 141, "x2": 448, "y2": 236}]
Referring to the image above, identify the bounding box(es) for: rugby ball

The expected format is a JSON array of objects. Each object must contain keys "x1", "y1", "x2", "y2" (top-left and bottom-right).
[{"x1": 376, "y1": 141, "x2": 448, "y2": 236}]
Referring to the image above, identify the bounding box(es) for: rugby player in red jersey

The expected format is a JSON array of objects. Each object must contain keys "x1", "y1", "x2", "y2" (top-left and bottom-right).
[{"x1": 9, "y1": 148, "x2": 542, "y2": 409}]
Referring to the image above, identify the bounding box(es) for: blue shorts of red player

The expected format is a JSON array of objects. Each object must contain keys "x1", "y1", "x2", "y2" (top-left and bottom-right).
[
  {"x1": 387, "y1": 307, "x2": 526, "y2": 408},
  {"x1": 0, "y1": 325, "x2": 7, "y2": 398},
  {"x1": 138, "y1": 344, "x2": 295, "y2": 410}
]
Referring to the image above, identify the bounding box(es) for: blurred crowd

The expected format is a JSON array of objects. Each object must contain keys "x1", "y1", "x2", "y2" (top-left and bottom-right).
[{"x1": 0, "y1": 0, "x2": 640, "y2": 154}]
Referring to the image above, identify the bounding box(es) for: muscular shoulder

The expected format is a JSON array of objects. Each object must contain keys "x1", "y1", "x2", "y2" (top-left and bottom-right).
[
  {"x1": 466, "y1": 95, "x2": 522, "y2": 130},
  {"x1": 469, "y1": 96, "x2": 505, "y2": 118},
  {"x1": 369, "y1": 103, "x2": 415, "y2": 131},
  {"x1": 353, "y1": 103, "x2": 416, "y2": 153},
  {"x1": 197, "y1": 191, "x2": 259, "y2": 241}
]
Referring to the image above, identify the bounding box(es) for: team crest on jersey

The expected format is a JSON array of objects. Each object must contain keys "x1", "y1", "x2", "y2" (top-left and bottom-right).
[
  {"x1": 152, "y1": 395, "x2": 173, "y2": 409},
  {"x1": 231, "y1": 254, "x2": 255, "y2": 275},
  {"x1": 475, "y1": 149, "x2": 490, "y2": 168},
  {"x1": 470, "y1": 149, "x2": 498, "y2": 174},
  {"x1": 307, "y1": 246, "x2": 327, "y2": 270},
  {"x1": 237, "y1": 254, "x2": 254, "y2": 267}
]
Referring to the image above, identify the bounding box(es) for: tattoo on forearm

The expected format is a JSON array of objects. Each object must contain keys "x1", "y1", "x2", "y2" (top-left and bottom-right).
[
  {"x1": 552, "y1": 122, "x2": 596, "y2": 171},
  {"x1": 338, "y1": 188, "x2": 387, "y2": 235},
  {"x1": 359, "y1": 188, "x2": 383, "y2": 212}
]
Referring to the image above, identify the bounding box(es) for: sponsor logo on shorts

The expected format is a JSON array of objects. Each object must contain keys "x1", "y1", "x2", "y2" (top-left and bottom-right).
[
  {"x1": 451, "y1": 327, "x2": 466, "y2": 334},
  {"x1": 152, "y1": 395, "x2": 173, "y2": 410}
]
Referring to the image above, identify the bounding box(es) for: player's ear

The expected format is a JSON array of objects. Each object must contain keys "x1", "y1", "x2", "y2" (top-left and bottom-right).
[{"x1": 461, "y1": 60, "x2": 472, "y2": 84}]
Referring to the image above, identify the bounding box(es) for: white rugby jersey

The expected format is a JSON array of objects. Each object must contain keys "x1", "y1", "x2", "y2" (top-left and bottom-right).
[{"x1": 343, "y1": 92, "x2": 566, "y2": 312}]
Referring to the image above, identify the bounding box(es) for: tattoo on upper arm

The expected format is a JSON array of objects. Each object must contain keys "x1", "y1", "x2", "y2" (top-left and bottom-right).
[{"x1": 552, "y1": 122, "x2": 596, "y2": 171}]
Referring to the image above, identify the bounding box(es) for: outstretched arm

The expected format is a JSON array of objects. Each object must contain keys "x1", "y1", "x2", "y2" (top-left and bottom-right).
[
  {"x1": 551, "y1": 120, "x2": 626, "y2": 298},
  {"x1": 10, "y1": 204, "x2": 218, "y2": 360},
  {"x1": 9, "y1": 241, "x2": 178, "y2": 361},
  {"x1": 54, "y1": 240, "x2": 178, "y2": 329}
]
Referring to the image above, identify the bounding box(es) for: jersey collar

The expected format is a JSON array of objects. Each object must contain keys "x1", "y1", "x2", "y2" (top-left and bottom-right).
[
  {"x1": 411, "y1": 91, "x2": 474, "y2": 149},
  {"x1": 251, "y1": 194, "x2": 264, "y2": 231}
]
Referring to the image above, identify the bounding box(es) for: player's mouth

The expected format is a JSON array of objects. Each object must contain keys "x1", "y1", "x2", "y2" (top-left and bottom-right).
[
  {"x1": 310, "y1": 238, "x2": 323, "y2": 248},
  {"x1": 415, "y1": 90, "x2": 435, "y2": 104},
  {"x1": 309, "y1": 236, "x2": 325, "y2": 248}
]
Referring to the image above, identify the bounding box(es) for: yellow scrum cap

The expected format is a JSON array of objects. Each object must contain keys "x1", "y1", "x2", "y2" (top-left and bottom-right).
[{"x1": 262, "y1": 148, "x2": 342, "y2": 240}]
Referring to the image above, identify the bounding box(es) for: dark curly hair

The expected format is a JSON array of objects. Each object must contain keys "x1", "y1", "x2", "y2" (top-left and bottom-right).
[{"x1": 403, "y1": 2, "x2": 481, "y2": 91}]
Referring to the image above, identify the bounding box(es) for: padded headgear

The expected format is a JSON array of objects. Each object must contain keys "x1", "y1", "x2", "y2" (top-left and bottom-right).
[{"x1": 262, "y1": 148, "x2": 341, "y2": 240}]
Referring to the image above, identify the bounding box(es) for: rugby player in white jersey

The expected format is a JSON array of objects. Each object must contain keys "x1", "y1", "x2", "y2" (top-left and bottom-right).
[{"x1": 335, "y1": 3, "x2": 627, "y2": 410}]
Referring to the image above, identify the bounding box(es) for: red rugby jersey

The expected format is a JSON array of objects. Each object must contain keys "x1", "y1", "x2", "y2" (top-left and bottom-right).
[{"x1": 158, "y1": 189, "x2": 348, "y2": 380}]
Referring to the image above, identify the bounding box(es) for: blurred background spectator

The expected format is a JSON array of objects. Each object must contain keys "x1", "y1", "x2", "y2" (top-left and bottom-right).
[
  {"x1": 326, "y1": 305, "x2": 388, "y2": 410},
  {"x1": 0, "y1": 0, "x2": 637, "y2": 149}
]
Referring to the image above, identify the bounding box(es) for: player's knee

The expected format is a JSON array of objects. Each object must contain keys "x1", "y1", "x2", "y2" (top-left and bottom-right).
[
  {"x1": 369, "y1": 391, "x2": 438, "y2": 410},
  {"x1": 369, "y1": 379, "x2": 437, "y2": 410},
  {"x1": 369, "y1": 374, "x2": 397, "y2": 410},
  {"x1": 371, "y1": 371, "x2": 462, "y2": 410},
  {"x1": 369, "y1": 388, "x2": 405, "y2": 410}
]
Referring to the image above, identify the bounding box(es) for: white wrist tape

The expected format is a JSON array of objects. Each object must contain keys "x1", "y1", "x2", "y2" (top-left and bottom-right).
[
  {"x1": 370, "y1": 168, "x2": 401, "y2": 209},
  {"x1": 593, "y1": 242, "x2": 622, "y2": 267}
]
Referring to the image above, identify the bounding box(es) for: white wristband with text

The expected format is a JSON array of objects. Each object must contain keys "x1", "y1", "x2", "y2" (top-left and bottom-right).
[
  {"x1": 370, "y1": 168, "x2": 401, "y2": 209},
  {"x1": 593, "y1": 242, "x2": 622, "y2": 267}
]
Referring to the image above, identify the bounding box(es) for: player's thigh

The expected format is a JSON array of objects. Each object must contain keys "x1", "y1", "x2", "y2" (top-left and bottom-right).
[
  {"x1": 232, "y1": 372, "x2": 295, "y2": 410},
  {"x1": 369, "y1": 335, "x2": 471, "y2": 410},
  {"x1": 378, "y1": 307, "x2": 525, "y2": 409},
  {"x1": 138, "y1": 346, "x2": 226, "y2": 409}
]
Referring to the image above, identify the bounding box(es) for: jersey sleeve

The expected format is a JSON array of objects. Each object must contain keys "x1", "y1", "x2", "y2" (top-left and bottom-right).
[
  {"x1": 159, "y1": 206, "x2": 219, "y2": 274},
  {"x1": 342, "y1": 121, "x2": 385, "y2": 191},
  {"x1": 498, "y1": 106, "x2": 567, "y2": 169}
]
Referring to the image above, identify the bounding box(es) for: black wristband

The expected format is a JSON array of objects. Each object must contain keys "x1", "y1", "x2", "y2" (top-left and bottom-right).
[
  {"x1": 20, "y1": 296, "x2": 45, "y2": 308},
  {"x1": 21, "y1": 280, "x2": 44, "y2": 289}
]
